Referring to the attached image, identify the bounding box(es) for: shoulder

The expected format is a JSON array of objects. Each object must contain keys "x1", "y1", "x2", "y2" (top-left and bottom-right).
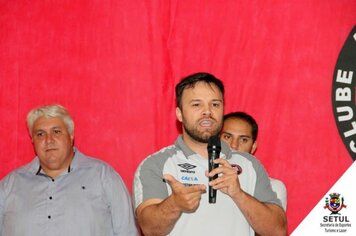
[
  {"x1": 149, "y1": 144, "x2": 178, "y2": 160},
  {"x1": 0, "y1": 160, "x2": 35, "y2": 182},
  {"x1": 73, "y1": 150, "x2": 123, "y2": 182},
  {"x1": 270, "y1": 178, "x2": 287, "y2": 192},
  {"x1": 229, "y1": 150, "x2": 264, "y2": 170},
  {"x1": 74, "y1": 149, "x2": 114, "y2": 170},
  {"x1": 136, "y1": 144, "x2": 177, "y2": 171},
  {"x1": 0, "y1": 162, "x2": 35, "y2": 196}
]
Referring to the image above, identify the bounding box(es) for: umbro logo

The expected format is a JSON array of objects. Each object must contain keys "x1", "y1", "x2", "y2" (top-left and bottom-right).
[
  {"x1": 178, "y1": 163, "x2": 196, "y2": 170},
  {"x1": 178, "y1": 163, "x2": 196, "y2": 173}
]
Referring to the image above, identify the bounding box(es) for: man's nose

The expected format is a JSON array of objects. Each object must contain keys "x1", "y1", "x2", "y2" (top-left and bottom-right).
[
  {"x1": 202, "y1": 105, "x2": 212, "y2": 116},
  {"x1": 231, "y1": 138, "x2": 239, "y2": 150},
  {"x1": 45, "y1": 133, "x2": 54, "y2": 144}
]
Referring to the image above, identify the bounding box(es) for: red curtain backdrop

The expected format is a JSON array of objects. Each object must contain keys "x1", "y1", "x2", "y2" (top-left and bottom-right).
[{"x1": 1, "y1": 1, "x2": 355, "y2": 234}]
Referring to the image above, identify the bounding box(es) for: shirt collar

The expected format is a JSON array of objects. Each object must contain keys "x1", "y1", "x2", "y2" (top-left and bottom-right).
[
  {"x1": 27, "y1": 147, "x2": 89, "y2": 175},
  {"x1": 175, "y1": 135, "x2": 232, "y2": 160}
]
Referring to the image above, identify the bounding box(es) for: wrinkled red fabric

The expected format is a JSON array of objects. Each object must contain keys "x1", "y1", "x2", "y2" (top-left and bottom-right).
[{"x1": 0, "y1": 1, "x2": 355, "y2": 234}]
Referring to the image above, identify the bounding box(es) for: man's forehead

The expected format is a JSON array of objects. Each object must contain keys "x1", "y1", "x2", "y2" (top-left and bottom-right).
[
  {"x1": 226, "y1": 117, "x2": 251, "y2": 126},
  {"x1": 182, "y1": 83, "x2": 223, "y2": 98},
  {"x1": 185, "y1": 81, "x2": 221, "y2": 91},
  {"x1": 224, "y1": 119, "x2": 252, "y2": 133},
  {"x1": 33, "y1": 117, "x2": 65, "y2": 129}
]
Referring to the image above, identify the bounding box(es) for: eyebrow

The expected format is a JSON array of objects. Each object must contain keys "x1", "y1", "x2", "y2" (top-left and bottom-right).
[
  {"x1": 221, "y1": 131, "x2": 232, "y2": 136},
  {"x1": 33, "y1": 126, "x2": 62, "y2": 132},
  {"x1": 34, "y1": 129, "x2": 44, "y2": 133},
  {"x1": 221, "y1": 132, "x2": 251, "y2": 138},
  {"x1": 190, "y1": 98, "x2": 223, "y2": 102},
  {"x1": 190, "y1": 99, "x2": 202, "y2": 103}
]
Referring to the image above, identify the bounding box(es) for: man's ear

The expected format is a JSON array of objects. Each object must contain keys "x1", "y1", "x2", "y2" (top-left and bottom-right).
[
  {"x1": 70, "y1": 134, "x2": 74, "y2": 145},
  {"x1": 176, "y1": 107, "x2": 183, "y2": 122},
  {"x1": 251, "y1": 141, "x2": 258, "y2": 154}
]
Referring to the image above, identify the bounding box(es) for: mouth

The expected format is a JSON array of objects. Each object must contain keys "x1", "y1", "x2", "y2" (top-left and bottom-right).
[
  {"x1": 199, "y1": 119, "x2": 215, "y2": 127},
  {"x1": 45, "y1": 147, "x2": 57, "y2": 152}
]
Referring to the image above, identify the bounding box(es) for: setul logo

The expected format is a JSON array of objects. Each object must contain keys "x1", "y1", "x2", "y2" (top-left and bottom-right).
[
  {"x1": 324, "y1": 193, "x2": 347, "y2": 215},
  {"x1": 321, "y1": 192, "x2": 351, "y2": 233},
  {"x1": 332, "y1": 25, "x2": 356, "y2": 161}
]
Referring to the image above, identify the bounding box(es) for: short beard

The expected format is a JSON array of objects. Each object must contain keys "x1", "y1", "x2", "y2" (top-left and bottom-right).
[{"x1": 183, "y1": 123, "x2": 221, "y2": 143}]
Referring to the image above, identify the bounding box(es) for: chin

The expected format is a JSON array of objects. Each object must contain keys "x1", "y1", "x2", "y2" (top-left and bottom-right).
[{"x1": 200, "y1": 133, "x2": 215, "y2": 143}]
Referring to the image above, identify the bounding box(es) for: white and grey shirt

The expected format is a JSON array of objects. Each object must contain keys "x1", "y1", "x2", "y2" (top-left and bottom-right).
[{"x1": 133, "y1": 135, "x2": 281, "y2": 236}]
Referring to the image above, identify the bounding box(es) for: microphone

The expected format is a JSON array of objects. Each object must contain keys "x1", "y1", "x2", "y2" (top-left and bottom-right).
[{"x1": 207, "y1": 135, "x2": 221, "y2": 204}]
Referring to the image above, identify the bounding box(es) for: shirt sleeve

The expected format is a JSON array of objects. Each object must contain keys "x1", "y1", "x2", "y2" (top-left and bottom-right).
[
  {"x1": 102, "y1": 165, "x2": 139, "y2": 236},
  {"x1": 270, "y1": 178, "x2": 287, "y2": 210},
  {"x1": 252, "y1": 160, "x2": 283, "y2": 207},
  {"x1": 132, "y1": 154, "x2": 169, "y2": 209}
]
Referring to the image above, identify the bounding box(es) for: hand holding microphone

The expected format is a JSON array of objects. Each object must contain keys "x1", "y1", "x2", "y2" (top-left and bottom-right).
[{"x1": 207, "y1": 135, "x2": 221, "y2": 204}]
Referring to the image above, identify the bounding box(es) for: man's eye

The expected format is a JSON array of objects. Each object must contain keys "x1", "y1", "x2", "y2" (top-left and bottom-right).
[
  {"x1": 53, "y1": 130, "x2": 62, "y2": 135},
  {"x1": 212, "y1": 103, "x2": 221, "y2": 107},
  {"x1": 35, "y1": 132, "x2": 46, "y2": 138},
  {"x1": 192, "y1": 103, "x2": 200, "y2": 107},
  {"x1": 240, "y1": 137, "x2": 249, "y2": 143},
  {"x1": 223, "y1": 134, "x2": 231, "y2": 140}
]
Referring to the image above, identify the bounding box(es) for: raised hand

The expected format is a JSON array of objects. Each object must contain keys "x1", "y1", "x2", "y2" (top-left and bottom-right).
[
  {"x1": 164, "y1": 174, "x2": 206, "y2": 213},
  {"x1": 207, "y1": 158, "x2": 242, "y2": 198}
]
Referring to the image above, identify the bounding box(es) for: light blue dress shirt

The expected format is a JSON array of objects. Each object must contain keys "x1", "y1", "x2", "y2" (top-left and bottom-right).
[{"x1": 0, "y1": 148, "x2": 138, "y2": 236}]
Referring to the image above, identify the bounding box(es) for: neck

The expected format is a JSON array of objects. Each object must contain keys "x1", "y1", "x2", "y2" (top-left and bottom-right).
[
  {"x1": 44, "y1": 166, "x2": 70, "y2": 178},
  {"x1": 182, "y1": 133, "x2": 209, "y2": 159},
  {"x1": 42, "y1": 151, "x2": 74, "y2": 178}
]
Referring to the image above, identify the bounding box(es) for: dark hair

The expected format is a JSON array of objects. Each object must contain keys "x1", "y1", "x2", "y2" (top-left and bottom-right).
[
  {"x1": 224, "y1": 111, "x2": 258, "y2": 141},
  {"x1": 175, "y1": 72, "x2": 224, "y2": 108}
]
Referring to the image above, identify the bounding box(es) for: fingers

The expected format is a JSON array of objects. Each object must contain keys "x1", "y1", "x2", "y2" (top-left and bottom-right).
[
  {"x1": 213, "y1": 158, "x2": 231, "y2": 167},
  {"x1": 207, "y1": 158, "x2": 236, "y2": 177},
  {"x1": 164, "y1": 174, "x2": 206, "y2": 193},
  {"x1": 163, "y1": 174, "x2": 181, "y2": 187},
  {"x1": 206, "y1": 159, "x2": 241, "y2": 197},
  {"x1": 163, "y1": 174, "x2": 205, "y2": 213}
]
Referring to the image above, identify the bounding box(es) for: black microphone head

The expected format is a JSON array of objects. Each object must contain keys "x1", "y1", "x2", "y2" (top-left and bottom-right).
[{"x1": 207, "y1": 135, "x2": 221, "y2": 152}]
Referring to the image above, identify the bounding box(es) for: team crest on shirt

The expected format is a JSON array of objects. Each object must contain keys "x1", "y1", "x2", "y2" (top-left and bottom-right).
[
  {"x1": 324, "y1": 193, "x2": 347, "y2": 214},
  {"x1": 231, "y1": 164, "x2": 242, "y2": 175}
]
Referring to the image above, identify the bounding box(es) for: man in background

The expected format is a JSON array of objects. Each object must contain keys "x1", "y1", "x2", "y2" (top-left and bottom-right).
[
  {"x1": 221, "y1": 111, "x2": 287, "y2": 210},
  {"x1": 0, "y1": 104, "x2": 138, "y2": 236}
]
